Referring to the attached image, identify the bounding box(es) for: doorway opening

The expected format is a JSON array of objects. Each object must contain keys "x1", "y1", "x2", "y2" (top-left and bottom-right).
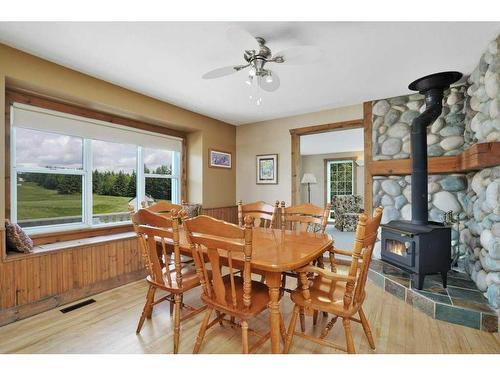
[{"x1": 290, "y1": 120, "x2": 365, "y2": 249}]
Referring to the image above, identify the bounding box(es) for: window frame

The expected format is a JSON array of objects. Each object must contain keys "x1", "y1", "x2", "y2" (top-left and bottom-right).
[
  {"x1": 7, "y1": 92, "x2": 185, "y2": 236},
  {"x1": 325, "y1": 159, "x2": 355, "y2": 203}
]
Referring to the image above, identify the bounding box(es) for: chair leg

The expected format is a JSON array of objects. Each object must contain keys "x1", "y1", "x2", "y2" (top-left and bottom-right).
[
  {"x1": 359, "y1": 307, "x2": 375, "y2": 349},
  {"x1": 284, "y1": 305, "x2": 300, "y2": 354},
  {"x1": 169, "y1": 299, "x2": 174, "y2": 316},
  {"x1": 329, "y1": 252, "x2": 336, "y2": 272},
  {"x1": 241, "y1": 320, "x2": 249, "y2": 354},
  {"x1": 193, "y1": 308, "x2": 213, "y2": 354},
  {"x1": 342, "y1": 318, "x2": 355, "y2": 354},
  {"x1": 279, "y1": 314, "x2": 286, "y2": 343},
  {"x1": 136, "y1": 285, "x2": 155, "y2": 334},
  {"x1": 299, "y1": 307, "x2": 306, "y2": 332},
  {"x1": 173, "y1": 294, "x2": 182, "y2": 354},
  {"x1": 216, "y1": 310, "x2": 224, "y2": 326},
  {"x1": 145, "y1": 286, "x2": 156, "y2": 319},
  {"x1": 313, "y1": 310, "x2": 318, "y2": 325}
]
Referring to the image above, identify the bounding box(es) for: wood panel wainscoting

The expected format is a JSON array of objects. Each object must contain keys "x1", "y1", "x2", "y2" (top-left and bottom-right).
[
  {"x1": 201, "y1": 205, "x2": 238, "y2": 224},
  {"x1": 0, "y1": 233, "x2": 145, "y2": 327}
]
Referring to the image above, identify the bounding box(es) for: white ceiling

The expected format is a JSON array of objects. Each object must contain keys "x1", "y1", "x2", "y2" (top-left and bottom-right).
[
  {"x1": 300, "y1": 128, "x2": 364, "y2": 155},
  {"x1": 0, "y1": 22, "x2": 498, "y2": 125}
]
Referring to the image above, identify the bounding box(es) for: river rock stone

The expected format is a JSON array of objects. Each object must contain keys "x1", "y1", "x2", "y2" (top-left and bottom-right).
[
  {"x1": 381, "y1": 138, "x2": 402, "y2": 155},
  {"x1": 402, "y1": 140, "x2": 411, "y2": 153},
  {"x1": 400, "y1": 110, "x2": 419, "y2": 125},
  {"x1": 401, "y1": 204, "x2": 412, "y2": 220},
  {"x1": 373, "y1": 100, "x2": 390, "y2": 116},
  {"x1": 384, "y1": 109, "x2": 400, "y2": 126},
  {"x1": 433, "y1": 191, "x2": 462, "y2": 213},
  {"x1": 490, "y1": 99, "x2": 499, "y2": 119},
  {"x1": 485, "y1": 71, "x2": 499, "y2": 99},
  {"x1": 440, "y1": 126, "x2": 464, "y2": 137},
  {"x1": 439, "y1": 176, "x2": 467, "y2": 192},
  {"x1": 387, "y1": 122, "x2": 410, "y2": 138},
  {"x1": 389, "y1": 96, "x2": 408, "y2": 106},
  {"x1": 429, "y1": 182, "x2": 441, "y2": 194},
  {"x1": 381, "y1": 195, "x2": 394, "y2": 206},
  {"x1": 406, "y1": 101, "x2": 422, "y2": 111},
  {"x1": 485, "y1": 181, "x2": 499, "y2": 211},
  {"x1": 381, "y1": 180, "x2": 401, "y2": 196},
  {"x1": 427, "y1": 133, "x2": 440, "y2": 145},
  {"x1": 431, "y1": 118, "x2": 445, "y2": 134},
  {"x1": 440, "y1": 136, "x2": 464, "y2": 151},
  {"x1": 394, "y1": 195, "x2": 407, "y2": 210},
  {"x1": 381, "y1": 206, "x2": 400, "y2": 224},
  {"x1": 427, "y1": 144, "x2": 444, "y2": 157}
]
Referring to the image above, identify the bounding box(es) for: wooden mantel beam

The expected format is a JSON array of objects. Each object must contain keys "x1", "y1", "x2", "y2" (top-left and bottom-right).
[{"x1": 368, "y1": 142, "x2": 500, "y2": 176}]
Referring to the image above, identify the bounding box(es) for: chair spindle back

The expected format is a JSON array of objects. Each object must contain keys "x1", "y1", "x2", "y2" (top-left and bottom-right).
[
  {"x1": 132, "y1": 208, "x2": 184, "y2": 289},
  {"x1": 184, "y1": 215, "x2": 255, "y2": 311},
  {"x1": 237, "y1": 200, "x2": 279, "y2": 229},
  {"x1": 280, "y1": 202, "x2": 331, "y2": 234},
  {"x1": 344, "y1": 207, "x2": 383, "y2": 308}
]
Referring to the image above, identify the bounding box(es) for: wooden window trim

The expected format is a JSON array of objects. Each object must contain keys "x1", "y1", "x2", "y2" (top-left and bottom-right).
[{"x1": 4, "y1": 89, "x2": 187, "y2": 254}]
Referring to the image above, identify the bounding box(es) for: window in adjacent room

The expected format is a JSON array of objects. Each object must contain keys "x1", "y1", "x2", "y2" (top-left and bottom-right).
[{"x1": 326, "y1": 159, "x2": 354, "y2": 201}]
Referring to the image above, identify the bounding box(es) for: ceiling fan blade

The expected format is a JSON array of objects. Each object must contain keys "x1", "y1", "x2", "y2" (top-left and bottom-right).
[
  {"x1": 202, "y1": 65, "x2": 245, "y2": 79},
  {"x1": 273, "y1": 45, "x2": 324, "y2": 65},
  {"x1": 259, "y1": 71, "x2": 280, "y2": 92},
  {"x1": 226, "y1": 26, "x2": 260, "y2": 51}
]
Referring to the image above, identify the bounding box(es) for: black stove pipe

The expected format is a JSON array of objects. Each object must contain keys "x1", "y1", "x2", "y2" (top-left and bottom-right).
[
  {"x1": 410, "y1": 90, "x2": 443, "y2": 224},
  {"x1": 408, "y1": 72, "x2": 462, "y2": 225}
]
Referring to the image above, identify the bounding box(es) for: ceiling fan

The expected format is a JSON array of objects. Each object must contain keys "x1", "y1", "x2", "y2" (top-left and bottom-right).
[{"x1": 202, "y1": 27, "x2": 323, "y2": 103}]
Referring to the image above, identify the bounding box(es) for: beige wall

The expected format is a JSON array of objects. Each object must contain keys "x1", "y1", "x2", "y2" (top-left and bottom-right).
[
  {"x1": 300, "y1": 151, "x2": 364, "y2": 207},
  {"x1": 236, "y1": 105, "x2": 363, "y2": 205},
  {"x1": 0, "y1": 43, "x2": 236, "y2": 212}
]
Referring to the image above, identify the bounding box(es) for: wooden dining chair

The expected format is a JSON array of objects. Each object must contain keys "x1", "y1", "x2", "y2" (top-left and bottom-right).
[
  {"x1": 133, "y1": 208, "x2": 205, "y2": 354},
  {"x1": 283, "y1": 207, "x2": 383, "y2": 354},
  {"x1": 237, "y1": 200, "x2": 279, "y2": 229},
  {"x1": 184, "y1": 214, "x2": 275, "y2": 354},
  {"x1": 280, "y1": 202, "x2": 332, "y2": 328},
  {"x1": 280, "y1": 202, "x2": 332, "y2": 292}
]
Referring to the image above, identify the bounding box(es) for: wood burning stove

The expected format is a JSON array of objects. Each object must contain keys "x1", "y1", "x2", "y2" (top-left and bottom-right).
[
  {"x1": 381, "y1": 221, "x2": 451, "y2": 289},
  {"x1": 380, "y1": 71, "x2": 462, "y2": 290}
]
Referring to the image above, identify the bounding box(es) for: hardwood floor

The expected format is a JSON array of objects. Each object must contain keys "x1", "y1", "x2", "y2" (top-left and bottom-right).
[{"x1": 0, "y1": 278, "x2": 498, "y2": 354}]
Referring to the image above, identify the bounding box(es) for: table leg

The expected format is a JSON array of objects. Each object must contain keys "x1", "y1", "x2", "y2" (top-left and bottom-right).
[{"x1": 266, "y1": 272, "x2": 282, "y2": 354}]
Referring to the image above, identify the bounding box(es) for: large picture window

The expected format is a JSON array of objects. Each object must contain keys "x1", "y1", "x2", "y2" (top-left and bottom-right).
[{"x1": 10, "y1": 102, "x2": 182, "y2": 233}]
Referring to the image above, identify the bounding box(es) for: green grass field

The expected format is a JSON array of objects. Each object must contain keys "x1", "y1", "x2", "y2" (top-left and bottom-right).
[{"x1": 17, "y1": 182, "x2": 132, "y2": 220}]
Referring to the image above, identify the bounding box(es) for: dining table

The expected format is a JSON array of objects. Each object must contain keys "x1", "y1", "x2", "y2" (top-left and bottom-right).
[{"x1": 171, "y1": 226, "x2": 333, "y2": 354}]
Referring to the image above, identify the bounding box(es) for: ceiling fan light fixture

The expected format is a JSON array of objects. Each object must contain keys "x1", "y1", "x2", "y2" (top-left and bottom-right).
[
  {"x1": 265, "y1": 73, "x2": 273, "y2": 83},
  {"x1": 248, "y1": 68, "x2": 256, "y2": 77}
]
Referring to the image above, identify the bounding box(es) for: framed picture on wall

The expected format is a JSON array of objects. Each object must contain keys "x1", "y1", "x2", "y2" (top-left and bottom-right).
[
  {"x1": 256, "y1": 154, "x2": 278, "y2": 184},
  {"x1": 209, "y1": 149, "x2": 232, "y2": 169}
]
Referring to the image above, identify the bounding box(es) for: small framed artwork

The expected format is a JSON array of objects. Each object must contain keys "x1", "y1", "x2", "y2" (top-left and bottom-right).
[
  {"x1": 256, "y1": 154, "x2": 278, "y2": 184},
  {"x1": 209, "y1": 149, "x2": 232, "y2": 169}
]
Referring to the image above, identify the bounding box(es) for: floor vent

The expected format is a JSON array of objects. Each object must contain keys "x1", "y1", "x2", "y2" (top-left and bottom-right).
[{"x1": 60, "y1": 299, "x2": 96, "y2": 313}]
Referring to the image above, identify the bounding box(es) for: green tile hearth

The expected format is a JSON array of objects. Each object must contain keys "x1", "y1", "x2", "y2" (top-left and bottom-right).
[{"x1": 368, "y1": 259, "x2": 498, "y2": 332}]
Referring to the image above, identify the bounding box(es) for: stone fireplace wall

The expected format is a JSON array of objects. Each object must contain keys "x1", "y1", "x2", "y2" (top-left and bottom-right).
[
  {"x1": 461, "y1": 36, "x2": 500, "y2": 308},
  {"x1": 372, "y1": 85, "x2": 468, "y2": 161},
  {"x1": 371, "y1": 34, "x2": 500, "y2": 308}
]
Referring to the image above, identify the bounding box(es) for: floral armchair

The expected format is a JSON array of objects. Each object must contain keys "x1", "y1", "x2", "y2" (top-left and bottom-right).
[{"x1": 331, "y1": 195, "x2": 363, "y2": 232}]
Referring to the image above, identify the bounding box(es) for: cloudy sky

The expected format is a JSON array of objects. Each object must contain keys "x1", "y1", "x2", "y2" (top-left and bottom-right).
[{"x1": 16, "y1": 128, "x2": 172, "y2": 174}]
